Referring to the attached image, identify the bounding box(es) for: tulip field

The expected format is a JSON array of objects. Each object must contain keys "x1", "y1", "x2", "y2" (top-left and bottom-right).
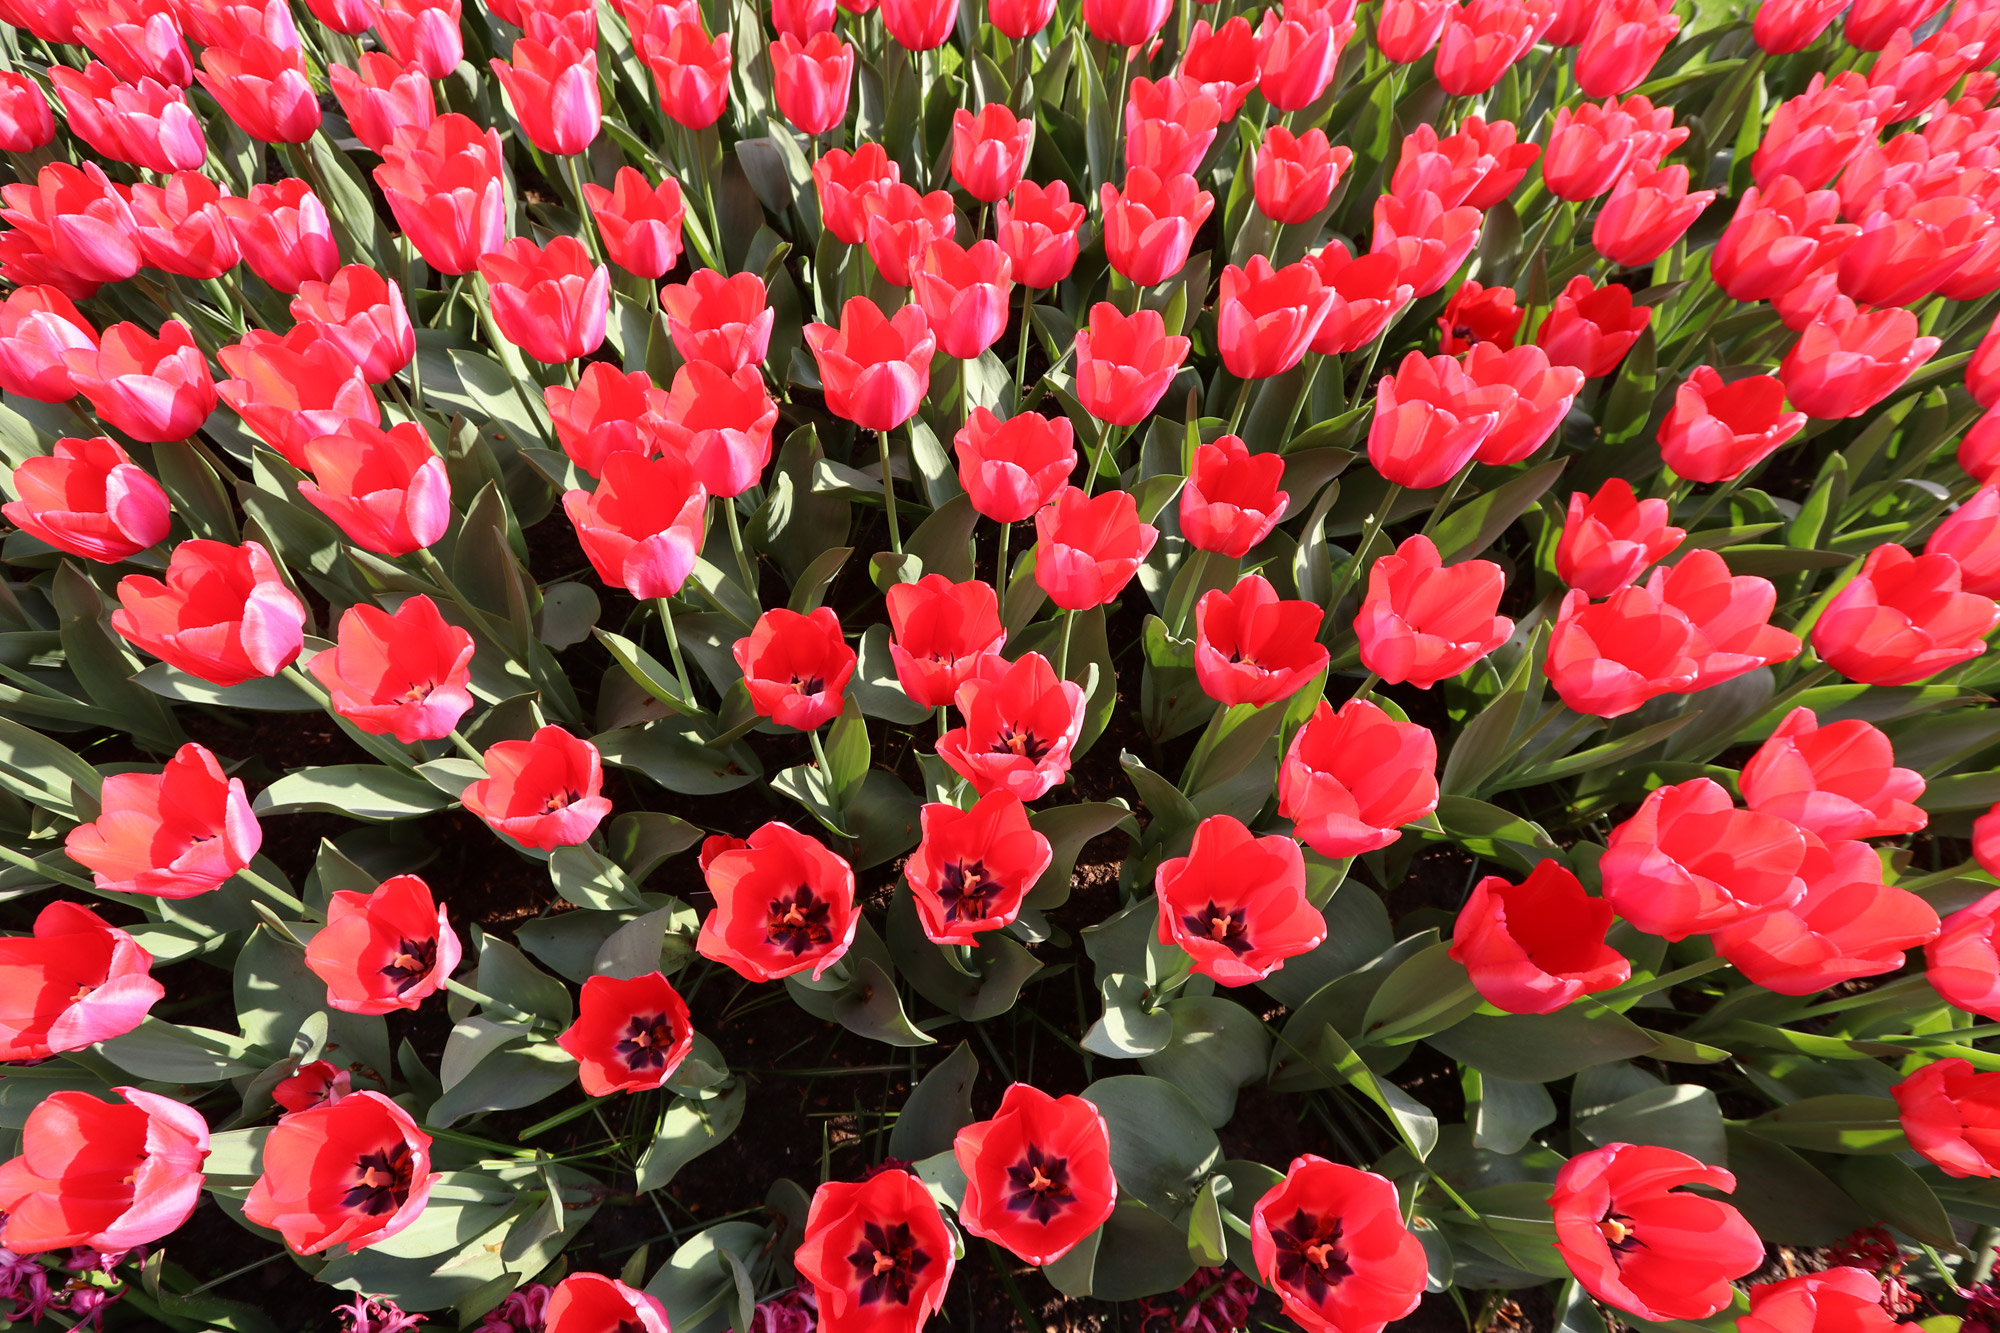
[{"x1": 11, "y1": 0, "x2": 2000, "y2": 1324}]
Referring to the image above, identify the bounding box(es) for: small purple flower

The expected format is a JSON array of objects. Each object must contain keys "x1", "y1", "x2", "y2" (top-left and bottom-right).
[{"x1": 335, "y1": 1294, "x2": 430, "y2": 1333}]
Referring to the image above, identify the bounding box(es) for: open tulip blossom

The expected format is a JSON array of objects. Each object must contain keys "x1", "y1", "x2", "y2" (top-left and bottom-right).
[{"x1": 6, "y1": 0, "x2": 2000, "y2": 1323}]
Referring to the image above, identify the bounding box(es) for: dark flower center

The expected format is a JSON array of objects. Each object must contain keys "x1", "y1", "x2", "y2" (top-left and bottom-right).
[
  {"x1": 939, "y1": 859, "x2": 998, "y2": 923},
  {"x1": 766, "y1": 883, "x2": 834, "y2": 956},
  {"x1": 540, "y1": 788, "x2": 581, "y2": 814},
  {"x1": 1182, "y1": 902, "x2": 1251, "y2": 955},
  {"x1": 790, "y1": 671, "x2": 825, "y2": 696},
  {"x1": 343, "y1": 1142, "x2": 414, "y2": 1217},
  {"x1": 379, "y1": 936, "x2": 438, "y2": 993},
  {"x1": 846, "y1": 1220, "x2": 931, "y2": 1306},
  {"x1": 992, "y1": 721, "x2": 1051, "y2": 761},
  {"x1": 1599, "y1": 1210, "x2": 1642, "y2": 1256},
  {"x1": 616, "y1": 1012, "x2": 682, "y2": 1071},
  {"x1": 1003, "y1": 1143, "x2": 1076, "y2": 1225},
  {"x1": 395, "y1": 680, "x2": 437, "y2": 704},
  {"x1": 1273, "y1": 1210, "x2": 1351, "y2": 1304}
]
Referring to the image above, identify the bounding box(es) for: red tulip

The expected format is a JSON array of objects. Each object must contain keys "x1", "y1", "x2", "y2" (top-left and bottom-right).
[
  {"x1": 1966, "y1": 407, "x2": 2000, "y2": 485},
  {"x1": 1251, "y1": 1156, "x2": 1426, "y2": 1333},
  {"x1": 657, "y1": 359, "x2": 778, "y2": 496},
  {"x1": 1837, "y1": 196, "x2": 1985, "y2": 308},
  {"x1": 492, "y1": 34, "x2": 598, "y2": 156},
  {"x1": 374, "y1": 0, "x2": 460, "y2": 75},
  {"x1": 1303, "y1": 244, "x2": 1413, "y2": 354},
  {"x1": 1392, "y1": 116, "x2": 1538, "y2": 209},
  {"x1": 1438, "y1": 280, "x2": 1522, "y2": 355},
  {"x1": 794, "y1": 1169, "x2": 954, "y2": 1333},
  {"x1": 217, "y1": 325, "x2": 378, "y2": 468},
  {"x1": 196, "y1": 36, "x2": 318, "y2": 142},
  {"x1": 1592, "y1": 162, "x2": 1716, "y2": 268},
  {"x1": 1848, "y1": 0, "x2": 1950, "y2": 47},
  {"x1": 1545, "y1": 586, "x2": 1700, "y2": 717},
  {"x1": 954, "y1": 407, "x2": 1076, "y2": 523},
  {"x1": 1378, "y1": 0, "x2": 1449, "y2": 60},
  {"x1": 880, "y1": 0, "x2": 955, "y2": 46},
  {"x1": 733, "y1": 606, "x2": 857, "y2": 731},
  {"x1": 886, "y1": 574, "x2": 1006, "y2": 711},
  {"x1": 125, "y1": 171, "x2": 238, "y2": 283},
  {"x1": 582, "y1": 166, "x2": 686, "y2": 281},
  {"x1": 4, "y1": 436, "x2": 169, "y2": 564},
  {"x1": 66, "y1": 319, "x2": 216, "y2": 444},
  {"x1": 304, "y1": 873, "x2": 459, "y2": 1015},
  {"x1": 1370, "y1": 189, "x2": 1481, "y2": 297},
  {"x1": 374, "y1": 115, "x2": 508, "y2": 276},
  {"x1": 697, "y1": 820, "x2": 857, "y2": 981},
  {"x1": 1278, "y1": 698, "x2": 1438, "y2": 858},
  {"x1": 479, "y1": 236, "x2": 609, "y2": 365},
  {"x1": 1082, "y1": 0, "x2": 1170, "y2": 45},
  {"x1": 555, "y1": 972, "x2": 695, "y2": 1095},
  {"x1": 1785, "y1": 297, "x2": 1945, "y2": 420},
  {"x1": 1072, "y1": 302, "x2": 1190, "y2": 426},
  {"x1": 546, "y1": 361, "x2": 670, "y2": 478},
  {"x1": 804, "y1": 296, "x2": 935, "y2": 431},
  {"x1": 954, "y1": 1084, "x2": 1114, "y2": 1267},
  {"x1": 564, "y1": 449, "x2": 707, "y2": 600},
  {"x1": 771, "y1": 0, "x2": 833, "y2": 39},
  {"x1": 1194, "y1": 574, "x2": 1328, "y2": 706},
  {"x1": 1218, "y1": 256, "x2": 1335, "y2": 380},
  {"x1": 545, "y1": 1274, "x2": 672, "y2": 1333},
  {"x1": 951, "y1": 103, "x2": 1032, "y2": 203},
  {"x1": 1356, "y1": 533, "x2": 1511, "y2": 688},
  {"x1": 1866, "y1": 25, "x2": 1980, "y2": 124},
  {"x1": 1180, "y1": 15, "x2": 1264, "y2": 116},
  {"x1": 1752, "y1": 73, "x2": 1894, "y2": 189},
  {"x1": 244, "y1": 1091, "x2": 438, "y2": 1255},
  {"x1": 913, "y1": 239, "x2": 1014, "y2": 360},
  {"x1": 1813, "y1": 543, "x2": 1999, "y2": 685},
  {"x1": 1449, "y1": 860, "x2": 1628, "y2": 1014},
  {"x1": 1157, "y1": 813, "x2": 1320, "y2": 985},
  {"x1": 50, "y1": 64, "x2": 205, "y2": 173},
  {"x1": 812, "y1": 142, "x2": 900, "y2": 245},
  {"x1": 1714, "y1": 833, "x2": 1938, "y2": 995},
  {"x1": 861, "y1": 183, "x2": 957, "y2": 287},
  {"x1": 1657, "y1": 366, "x2": 1806, "y2": 483},
  {"x1": 1712, "y1": 178, "x2": 1858, "y2": 303},
  {"x1": 0, "y1": 901, "x2": 162, "y2": 1061},
  {"x1": 1602, "y1": 776, "x2": 1809, "y2": 939},
  {"x1": 660, "y1": 269, "x2": 771, "y2": 372},
  {"x1": 1742, "y1": 707, "x2": 1926, "y2": 840},
  {"x1": 1753, "y1": 0, "x2": 1847, "y2": 50},
  {"x1": 64, "y1": 743, "x2": 259, "y2": 899},
  {"x1": 1556, "y1": 482, "x2": 1683, "y2": 600},
  {"x1": 1549, "y1": 1144, "x2": 1762, "y2": 1322},
  {"x1": 1257, "y1": 8, "x2": 1348, "y2": 110},
  {"x1": 0, "y1": 71, "x2": 56, "y2": 151},
  {"x1": 0, "y1": 286, "x2": 97, "y2": 403},
  {"x1": 1101, "y1": 168, "x2": 1214, "y2": 287},
  {"x1": 308, "y1": 595, "x2": 475, "y2": 744},
  {"x1": 988, "y1": 0, "x2": 1053, "y2": 37},
  {"x1": 995, "y1": 180, "x2": 1085, "y2": 288},
  {"x1": 0, "y1": 1087, "x2": 208, "y2": 1254},
  {"x1": 327, "y1": 52, "x2": 432, "y2": 155},
  {"x1": 0, "y1": 162, "x2": 138, "y2": 292},
  {"x1": 771, "y1": 31, "x2": 851, "y2": 136},
  {"x1": 1537, "y1": 276, "x2": 1650, "y2": 378},
  {"x1": 905, "y1": 791, "x2": 1051, "y2": 945},
  {"x1": 1033, "y1": 486, "x2": 1160, "y2": 610},
  {"x1": 937, "y1": 651, "x2": 1085, "y2": 800},
  {"x1": 1181, "y1": 435, "x2": 1288, "y2": 557},
  {"x1": 1929, "y1": 888, "x2": 2000, "y2": 1019},
  {"x1": 298, "y1": 420, "x2": 450, "y2": 557},
  {"x1": 289, "y1": 266, "x2": 414, "y2": 385},
  {"x1": 1542, "y1": 94, "x2": 1684, "y2": 201},
  {"x1": 1645, "y1": 548, "x2": 1801, "y2": 691},
  {"x1": 1575, "y1": 0, "x2": 1678, "y2": 96},
  {"x1": 1927, "y1": 484, "x2": 2000, "y2": 597},
  {"x1": 1434, "y1": 0, "x2": 1550, "y2": 95},
  {"x1": 1973, "y1": 317, "x2": 2000, "y2": 416},
  {"x1": 1366, "y1": 351, "x2": 1511, "y2": 488},
  {"x1": 1255, "y1": 125, "x2": 1350, "y2": 225},
  {"x1": 462, "y1": 726, "x2": 614, "y2": 850},
  {"x1": 1741, "y1": 1269, "x2": 1905, "y2": 1333},
  {"x1": 1894, "y1": 1056, "x2": 2000, "y2": 1176},
  {"x1": 274, "y1": 1060, "x2": 350, "y2": 1112},
  {"x1": 112, "y1": 539, "x2": 304, "y2": 687}
]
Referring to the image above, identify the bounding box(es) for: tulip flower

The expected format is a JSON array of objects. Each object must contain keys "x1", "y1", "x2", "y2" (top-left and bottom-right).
[
  {"x1": 217, "y1": 325, "x2": 379, "y2": 468},
  {"x1": 881, "y1": 0, "x2": 955, "y2": 45},
  {"x1": 1545, "y1": 586, "x2": 1700, "y2": 717},
  {"x1": 1753, "y1": 0, "x2": 1847, "y2": 50},
  {"x1": 1550, "y1": 1144, "x2": 1763, "y2": 1322},
  {"x1": 1370, "y1": 189, "x2": 1481, "y2": 296},
  {"x1": 1279, "y1": 698, "x2": 1438, "y2": 858},
  {"x1": 1601, "y1": 777, "x2": 1809, "y2": 939},
  {"x1": 4, "y1": 436, "x2": 170, "y2": 564},
  {"x1": 1101, "y1": 167, "x2": 1214, "y2": 287},
  {"x1": 1966, "y1": 408, "x2": 2000, "y2": 485},
  {"x1": 733, "y1": 606, "x2": 857, "y2": 731},
  {"x1": 1082, "y1": 0, "x2": 1170, "y2": 45},
  {"x1": 657, "y1": 360, "x2": 778, "y2": 497},
  {"x1": 1848, "y1": 0, "x2": 1950, "y2": 46},
  {"x1": 937, "y1": 652, "x2": 1085, "y2": 800},
  {"x1": 1837, "y1": 196, "x2": 1984, "y2": 308},
  {"x1": 1742, "y1": 707, "x2": 1926, "y2": 840},
  {"x1": 1929, "y1": 888, "x2": 2000, "y2": 1020},
  {"x1": 1180, "y1": 15, "x2": 1264, "y2": 115},
  {"x1": 112, "y1": 540, "x2": 305, "y2": 687},
  {"x1": 1537, "y1": 277, "x2": 1650, "y2": 377},
  {"x1": 68, "y1": 318, "x2": 220, "y2": 445},
  {"x1": 563, "y1": 450, "x2": 708, "y2": 601},
  {"x1": 0, "y1": 286, "x2": 98, "y2": 402},
  {"x1": 804, "y1": 296, "x2": 936, "y2": 432},
  {"x1": 1250, "y1": 1157, "x2": 1427, "y2": 1333},
  {"x1": 0, "y1": 71, "x2": 55, "y2": 151},
  {"x1": 196, "y1": 37, "x2": 318, "y2": 142},
  {"x1": 1378, "y1": 0, "x2": 1450, "y2": 60},
  {"x1": 954, "y1": 407, "x2": 1077, "y2": 524},
  {"x1": 1592, "y1": 162, "x2": 1716, "y2": 268},
  {"x1": 555, "y1": 973, "x2": 695, "y2": 1095},
  {"x1": 1194, "y1": 574, "x2": 1329, "y2": 706},
  {"x1": 1781, "y1": 298, "x2": 1941, "y2": 420},
  {"x1": 996, "y1": 180, "x2": 1086, "y2": 288},
  {"x1": 545, "y1": 1274, "x2": 672, "y2": 1333},
  {"x1": 1304, "y1": 244, "x2": 1413, "y2": 354},
  {"x1": 1072, "y1": 303, "x2": 1191, "y2": 426},
  {"x1": 0, "y1": 901, "x2": 162, "y2": 1062},
  {"x1": 886, "y1": 574, "x2": 1007, "y2": 711},
  {"x1": 953, "y1": 1085, "x2": 1116, "y2": 1267},
  {"x1": 1466, "y1": 342, "x2": 1586, "y2": 465},
  {"x1": 770, "y1": 31, "x2": 851, "y2": 136},
  {"x1": 479, "y1": 236, "x2": 609, "y2": 365},
  {"x1": 1450, "y1": 859, "x2": 1629, "y2": 1014},
  {"x1": 1928, "y1": 486, "x2": 2000, "y2": 597},
  {"x1": 1714, "y1": 834, "x2": 1939, "y2": 995},
  {"x1": 1752, "y1": 73, "x2": 1893, "y2": 189},
  {"x1": 461, "y1": 726, "x2": 615, "y2": 850},
  {"x1": 374, "y1": 115, "x2": 509, "y2": 276},
  {"x1": 1257, "y1": 7, "x2": 1346, "y2": 110},
  {"x1": 0, "y1": 1087, "x2": 209, "y2": 1254},
  {"x1": 1438, "y1": 280, "x2": 1522, "y2": 355},
  {"x1": 1555, "y1": 480, "x2": 1684, "y2": 598},
  {"x1": 660, "y1": 270, "x2": 771, "y2": 372},
  {"x1": 127, "y1": 171, "x2": 239, "y2": 280},
  {"x1": 290, "y1": 266, "x2": 415, "y2": 385},
  {"x1": 1434, "y1": 0, "x2": 1550, "y2": 95},
  {"x1": 245, "y1": 1091, "x2": 438, "y2": 1255},
  {"x1": 491, "y1": 34, "x2": 599, "y2": 156},
  {"x1": 1575, "y1": 0, "x2": 1679, "y2": 96},
  {"x1": 1646, "y1": 549, "x2": 1801, "y2": 691},
  {"x1": 327, "y1": 53, "x2": 433, "y2": 155},
  {"x1": 795, "y1": 1170, "x2": 955, "y2": 1333},
  {"x1": 913, "y1": 239, "x2": 1014, "y2": 361},
  {"x1": 1356, "y1": 534, "x2": 1512, "y2": 688},
  {"x1": 811, "y1": 142, "x2": 900, "y2": 244},
  {"x1": 771, "y1": 0, "x2": 833, "y2": 38},
  {"x1": 861, "y1": 182, "x2": 957, "y2": 286},
  {"x1": 1033, "y1": 486, "x2": 1159, "y2": 610},
  {"x1": 1657, "y1": 366, "x2": 1807, "y2": 483},
  {"x1": 1813, "y1": 544, "x2": 1999, "y2": 685},
  {"x1": 905, "y1": 791, "x2": 1050, "y2": 945},
  {"x1": 1255, "y1": 126, "x2": 1350, "y2": 225},
  {"x1": 308, "y1": 596, "x2": 476, "y2": 744},
  {"x1": 1894, "y1": 1057, "x2": 2000, "y2": 1177},
  {"x1": 1741, "y1": 1269, "x2": 1907, "y2": 1333},
  {"x1": 1542, "y1": 95, "x2": 1685, "y2": 201},
  {"x1": 988, "y1": 0, "x2": 1054, "y2": 37},
  {"x1": 582, "y1": 167, "x2": 687, "y2": 281},
  {"x1": 1366, "y1": 351, "x2": 1511, "y2": 488},
  {"x1": 1973, "y1": 315, "x2": 2000, "y2": 411},
  {"x1": 1181, "y1": 435, "x2": 1288, "y2": 557},
  {"x1": 951, "y1": 103, "x2": 1032, "y2": 203},
  {"x1": 49, "y1": 64, "x2": 205, "y2": 173},
  {"x1": 62, "y1": 742, "x2": 259, "y2": 900},
  {"x1": 1217, "y1": 256, "x2": 1335, "y2": 380},
  {"x1": 1393, "y1": 117, "x2": 1539, "y2": 210},
  {"x1": 546, "y1": 361, "x2": 670, "y2": 478},
  {"x1": 304, "y1": 873, "x2": 460, "y2": 1015},
  {"x1": 1711, "y1": 178, "x2": 1858, "y2": 303},
  {"x1": 1157, "y1": 814, "x2": 1322, "y2": 986},
  {"x1": 295, "y1": 420, "x2": 450, "y2": 557},
  {"x1": 697, "y1": 820, "x2": 858, "y2": 981}
]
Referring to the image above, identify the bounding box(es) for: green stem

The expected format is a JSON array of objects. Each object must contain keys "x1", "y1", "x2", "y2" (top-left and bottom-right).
[
  {"x1": 445, "y1": 976, "x2": 546, "y2": 1028},
  {"x1": 1594, "y1": 954, "x2": 1728, "y2": 1005},
  {"x1": 1348, "y1": 671, "x2": 1379, "y2": 705},
  {"x1": 1223, "y1": 375, "x2": 1254, "y2": 438},
  {"x1": 234, "y1": 864, "x2": 310, "y2": 917},
  {"x1": 1056, "y1": 608, "x2": 1076, "y2": 678},
  {"x1": 722, "y1": 496, "x2": 758, "y2": 602},
  {"x1": 282, "y1": 664, "x2": 422, "y2": 772},
  {"x1": 1320, "y1": 483, "x2": 1403, "y2": 643},
  {"x1": 1419, "y1": 461, "x2": 1475, "y2": 538},
  {"x1": 1084, "y1": 419, "x2": 1123, "y2": 496},
  {"x1": 655, "y1": 596, "x2": 696, "y2": 703},
  {"x1": 809, "y1": 725, "x2": 832, "y2": 778},
  {"x1": 448, "y1": 729, "x2": 484, "y2": 762},
  {"x1": 1275, "y1": 354, "x2": 1325, "y2": 452},
  {"x1": 470, "y1": 277, "x2": 559, "y2": 449},
  {"x1": 995, "y1": 518, "x2": 1012, "y2": 589},
  {"x1": 0, "y1": 839, "x2": 96, "y2": 891},
  {"x1": 563, "y1": 153, "x2": 607, "y2": 266},
  {"x1": 877, "y1": 428, "x2": 904, "y2": 554},
  {"x1": 1015, "y1": 290, "x2": 1038, "y2": 392}
]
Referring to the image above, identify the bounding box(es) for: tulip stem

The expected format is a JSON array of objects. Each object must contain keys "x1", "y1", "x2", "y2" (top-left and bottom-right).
[
  {"x1": 654, "y1": 597, "x2": 696, "y2": 705},
  {"x1": 234, "y1": 864, "x2": 310, "y2": 918},
  {"x1": 469, "y1": 278, "x2": 561, "y2": 450},
  {"x1": 445, "y1": 976, "x2": 545, "y2": 1028},
  {"x1": 562, "y1": 152, "x2": 608, "y2": 267},
  {"x1": 1223, "y1": 376, "x2": 1254, "y2": 438},
  {"x1": 1084, "y1": 420, "x2": 1123, "y2": 496},
  {"x1": 1015, "y1": 290, "x2": 1037, "y2": 391},
  {"x1": 448, "y1": 729, "x2": 485, "y2": 763},
  {"x1": 1419, "y1": 461, "x2": 1476, "y2": 538},
  {"x1": 1592, "y1": 954, "x2": 1730, "y2": 1007},
  {"x1": 1348, "y1": 672, "x2": 1378, "y2": 705},
  {"x1": 1320, "y1": 483, "x2": 1402, "y2": 644},
  {"x1": 1056, "y1": 608, "x2": 1076, "y2": 678},
  {"x1": 877, "y1": 429, "x2": 904, "y2": 554},
  {"x1": 935, "y1": 706, "x2": 948, "y2": 740},
  {"x1": 1274, "y1": 354, "x2": 1325, "y2": 452},
  {"x1": 722, "y1": 498, "x2": 759, "y2": 602},
  {"x1": 1765, "y1": 661, "x2": 1836, "y2": 715},
  {"x1": 415, "y1": 548, "x2": 519, "y2": 654},
  {"x1": 0, "y1": 840, "x2": 96, "y2": 892},
  {"x1": 995, "y1": 519, "x2": 1012, "y2": 589}
]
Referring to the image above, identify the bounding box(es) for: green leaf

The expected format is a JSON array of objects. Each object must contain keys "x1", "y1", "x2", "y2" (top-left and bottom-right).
[
  {"x1": 427, "y1": 1038, "x2": 576, "y2": 1126},
  {"x1": 887, "y1": 1041, "x2": 979, "y2": 1162},
  {"x1": 1425, "y1": 1006, "x2": 1660, "y2": 1083},
  {"x1": 1356, "y1": 941, "x2": 1484, "y2": 1046},
  {"x1": 1722, "y1": 1126, "x2": 1871, "y2": 1245},
  {"x1": 1835, "y1": 1154, "x2": 1954, "y2": 1245},
  {"x1": 645, "y1": 1221, "x2": 773, "y2": 1333},
  {"x1": 1743, "y1": 1095, "x2": 1906, "y2": 1154},
  {"x1": 1470, "y1": 1073, "x2": 1558, "y2": 1154},
  {"x1": 1080, "y1": 1075, "x2": 1222, "y2": 1223},
  {"x1": 1577, "y1": 1084, "x2": 1727, "y2": 1164},
  {"x1": 134, "y1": 661, "x2": 318, "y2": 711},
  {"x1": 251, "y1": 764, "x2": 454, "y2": 820},
  {"x1": 1087, "y1": 1200, "x2": 1199, "y2": 1302},
  {"x1": 596, "y1": 721, "x2": 763, "y2": 795},
  {"x1": 637, "y1": 1082, "x2": 748, "y2": 1193},
  {"x1": 852, "y1": 622, "x2": 931, "y2": 725},
  {"x1": 787, "y1": 546, "x2": 853, "y2": 613},
  {"x1": 785, "y1": 953, "x2": 934, "y2": 1047},
  {"x1": 1138, "y1": 996, "x2": 1272, "y2": 1128},
  {"x1": 1432, "y1": 458, "x2": 1567, "y2": 563},
  {"x1": 99, "y1": 1017, "x2": 258, "y2": 1082},
  {"x1": 1024, "y1": 800, "x2": 1131, "y2": 911}
]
